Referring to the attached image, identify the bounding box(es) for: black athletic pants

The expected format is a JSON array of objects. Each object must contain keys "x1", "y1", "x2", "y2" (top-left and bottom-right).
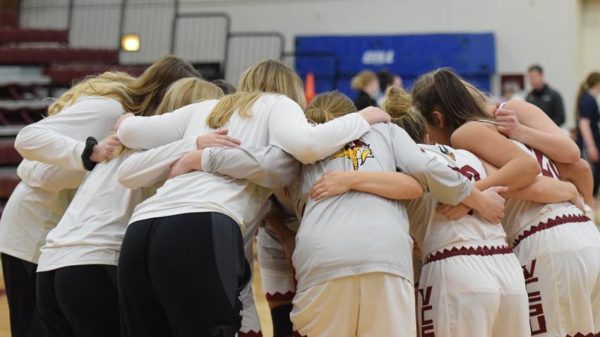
[
  {"x1": 36, "y1": 265, "x2": 121, "y2": 337},
  {"x1": 118, "y1": 212, "x2": 250, "y2": 337},
  {"x1": 1, "y1": 253, "x2": 44, "y2": 337}
]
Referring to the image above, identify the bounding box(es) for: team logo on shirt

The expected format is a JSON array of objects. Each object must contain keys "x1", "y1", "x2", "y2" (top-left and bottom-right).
[{"x1": 329, "y1": 139, "x2": 374, "y2": 171}]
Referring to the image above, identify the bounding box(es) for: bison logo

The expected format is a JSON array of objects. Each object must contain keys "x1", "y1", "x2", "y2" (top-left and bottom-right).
[{"x1": 329, "y1": 139, "x2": 374, "y2": 171}]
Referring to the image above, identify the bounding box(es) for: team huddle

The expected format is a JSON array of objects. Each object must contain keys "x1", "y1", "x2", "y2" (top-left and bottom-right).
[{"x1": 0, "y1": 55, "x2": 599, "y2": 337}]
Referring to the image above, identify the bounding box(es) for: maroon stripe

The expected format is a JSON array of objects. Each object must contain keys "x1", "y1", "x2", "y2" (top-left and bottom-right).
[
  {"x1": 565, "y1": 333, "x2": 600, "y2": 337},
  {"x1": 425, "y1": 245, "x2": 513, "y2": 264},
  {"x1": 266, "y1": 291, "x2": 296, "y2": 302},
  {"x1": 239, "y1": 331, "x2": 263, "y2": 337},
  {"x1": 513, "y1": 214, "x2": 590, "y2": 248}
]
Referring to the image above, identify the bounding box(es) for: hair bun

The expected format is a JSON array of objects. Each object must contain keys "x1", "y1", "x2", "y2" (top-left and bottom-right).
[{"x1": 382, "y1": 86, "x2": 413, "y2": 117}]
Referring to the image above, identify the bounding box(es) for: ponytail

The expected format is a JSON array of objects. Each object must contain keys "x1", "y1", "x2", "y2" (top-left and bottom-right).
[{"x1": 305, "y1": 91, "x2": 356, "y2": 124}]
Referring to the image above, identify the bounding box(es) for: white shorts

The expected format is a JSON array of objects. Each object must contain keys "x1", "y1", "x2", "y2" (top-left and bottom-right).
[
  {"x1": 291, "y1": 272, "x2": 416, "y2": 337},
  {"x1": 513, "y1": 219, "x2": 600, "y2": 337},
  {"x1": 239, "y1": 220, "x2": 261, "y2": 336},
  {"x1": 256, "y1": 227, "x2": 296, "y2": 303},
  {"x1": 417, "y1": 244, "x2": 529, "y2": 337}
]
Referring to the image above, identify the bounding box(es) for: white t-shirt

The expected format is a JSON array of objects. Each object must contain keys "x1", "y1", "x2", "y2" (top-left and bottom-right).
[
  {"x1": 117, "y1": 94, "x2": 371, "y2": 231},
  {"x1": 407, "y1": 144, "x2": 508, "y2": 259},
  {"x1": 37, "y1": 152, "x2": 154, "y2": 272},
  {"x1": 0, "y1": 97, "x2": 123, "y2": 263}
]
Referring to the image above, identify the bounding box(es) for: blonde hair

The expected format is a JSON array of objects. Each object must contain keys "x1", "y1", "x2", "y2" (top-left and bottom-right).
[
  {"x1": 351, "y1": 70, "x2": 377, "y2": 91},
  {"x1": 383, "y1": 86, "x2": 427, "y2": 143},
  {"x1": 206, "y1": 59, "x2": 306, "y2": 129},
  {"x1": 155, "y1": 78, "x2": 224, "y2": 115},
  {"x1": 48, "y1": 55, "x2": 201, "y2": 116},
  {"x1": 305, "y1": 91, "x2": 356, "y2": 124},
  {"x1": 114, "y1": 78, "x2": 223, "y2": 157}
]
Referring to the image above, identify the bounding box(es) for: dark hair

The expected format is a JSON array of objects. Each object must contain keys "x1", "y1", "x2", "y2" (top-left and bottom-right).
[
  {"x1": 211, "y1": 79, "x2": 237, "y2": 95},
  {"x1": 377, "y1": 70, "x2": 394, "y2": 93},
  {"x1": 576, "y1": 72, "x2": 600, "y2": 121},
  {"x1": 411, "y1": 68, "x2": 489, "y2": 135},
  {"x1": 528, "y1": 64, "x2": 544, "y2": 74}
]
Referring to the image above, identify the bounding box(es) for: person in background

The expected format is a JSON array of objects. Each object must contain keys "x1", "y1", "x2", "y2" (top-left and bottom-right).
[
  {"x1": 526, "y1": 64, "x2": 566, "y2": 127},
  {"x1": 351, "y1": 70, "x2": 379, "y2": 110},
  {"x1": 576, "y1": 72, "x2": 600, "y2": 196}
]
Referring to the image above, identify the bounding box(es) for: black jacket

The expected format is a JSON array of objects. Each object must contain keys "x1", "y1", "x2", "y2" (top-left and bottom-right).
[
  {"x1": 526, "y1": 84, "x2": 565, "y2": 127},
  {"x1": 353, "y1": 91, "x2": 378, "y2": 110}
]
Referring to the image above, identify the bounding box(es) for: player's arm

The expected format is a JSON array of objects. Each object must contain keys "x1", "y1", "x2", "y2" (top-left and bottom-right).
[
  {"x1": 451, "y1": 121, "x2": 540, "y2": 192},
  {"x1": 554, "y1": 159, "x2": 594, "y2": 207},
  {"x1": 481, "y1": 161, "x2": 584, "y2": 211},
  {"x1": 310, "y1": 171, "x2": 423, "y2": 201},
  {"x1": 498, "y1": 99, "x2": 579, "y2": 163}
]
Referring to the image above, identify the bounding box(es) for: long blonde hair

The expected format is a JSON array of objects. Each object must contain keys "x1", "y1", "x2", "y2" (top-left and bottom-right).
[
  {"x1": 48, "y1": 55, "x2": 201, "y2": 116},
  {"x1": 305, "y1": 91, "x2": 356, "y2": 124},
  {"x1": 114, "y1": 78, "x2": 223, "y2": 157},
  {"x1": 206, "y1": 59, "x2": 306, "y2": 128},
  {"x1": 383, "y1": 86, "x2": 427, "y2": 143}
]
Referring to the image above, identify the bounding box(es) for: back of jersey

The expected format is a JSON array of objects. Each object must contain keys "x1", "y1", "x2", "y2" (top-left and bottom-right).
[
  {"x1": 503, "y1": 140, "x2": 577, "y2": 245},
  {"x1": 408, "y1": 144, "x2": 507, "y2": 258}
]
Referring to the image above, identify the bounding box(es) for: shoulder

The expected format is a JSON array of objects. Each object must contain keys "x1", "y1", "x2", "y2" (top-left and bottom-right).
[{"x1": 451, "y1": 121, "x2": 496, "y2": 146}]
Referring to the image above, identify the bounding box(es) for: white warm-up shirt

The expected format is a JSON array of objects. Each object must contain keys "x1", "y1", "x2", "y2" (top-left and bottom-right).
[
  {"x1": 0, "y1": 97, "x2": 123, "y2": 263},
  {"x1": 117, "y1": 94, "x2": 371, "y2": 230},
  {"x1": 37, "y1": 152, "x2": 154, "y2": 272},
  {"x1": 407, "y1": 145, "x2": 508, "y2": 259}
]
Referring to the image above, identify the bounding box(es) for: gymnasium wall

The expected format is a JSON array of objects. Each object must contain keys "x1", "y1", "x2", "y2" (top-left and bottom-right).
[{"x1": 20, "y1": 0, "x2": 583, "y2": 127}]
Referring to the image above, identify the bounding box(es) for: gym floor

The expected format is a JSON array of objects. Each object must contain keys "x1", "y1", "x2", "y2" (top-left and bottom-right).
[{"x1": 0, "y1": 250, "x2": 274, "y2": 337}]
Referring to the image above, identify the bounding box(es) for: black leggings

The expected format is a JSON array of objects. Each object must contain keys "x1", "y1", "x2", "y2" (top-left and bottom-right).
[
  {"x1": 118, "y1": 212, "x2": 250, "y2": 337},
  {"x1": 36, "y1": 265, "x2": 120, "y2": 337},
  {"x1": 1, "y1": 253, "x2": 44, "y2": 337}
]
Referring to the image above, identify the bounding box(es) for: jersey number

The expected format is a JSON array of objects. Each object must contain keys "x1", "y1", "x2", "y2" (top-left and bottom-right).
[
  {"x1": 529, "y1": 147, "x2": 561, "y2": 179},
  {"x1": 450, "y1": 164, "x2": 481, "y2": 182}
]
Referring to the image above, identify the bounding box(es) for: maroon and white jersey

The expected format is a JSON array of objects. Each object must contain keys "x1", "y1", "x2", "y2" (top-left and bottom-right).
[
  {"x1": 502, "y1": 140, "x2": 584, "y2": 246},
  {"x1": 407, "y1": 144, "x2": 507, "y2": 258}
]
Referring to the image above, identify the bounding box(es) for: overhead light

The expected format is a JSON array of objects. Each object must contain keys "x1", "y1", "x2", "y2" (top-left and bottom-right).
[{"x1": 121, "y1": 34, "x2": 141, "y2": 52}]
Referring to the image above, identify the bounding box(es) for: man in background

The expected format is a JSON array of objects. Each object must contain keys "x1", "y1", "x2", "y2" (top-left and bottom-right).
[{"x1": 526, "y1": 64, "x2": 566, "y2": 127}]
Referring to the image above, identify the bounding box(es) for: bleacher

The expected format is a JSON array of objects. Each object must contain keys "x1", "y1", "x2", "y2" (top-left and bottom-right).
[{"x1": 0, "y1": 8, "x2": 145, "y2": 211}]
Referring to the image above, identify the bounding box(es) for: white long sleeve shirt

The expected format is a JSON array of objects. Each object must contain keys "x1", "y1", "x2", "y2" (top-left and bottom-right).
[
  {"x1": 15, "y1": 96, "x2": 123, "y2": 170},
  {"x1": 37, "y1": 152, "x2": 154, "y2": 272},
  {"x1": 0, "y1": 97, "x2": 123, "y2": 264},
  {"x1": 117, "y1": 94, "x2": 370, "y2": 230}
]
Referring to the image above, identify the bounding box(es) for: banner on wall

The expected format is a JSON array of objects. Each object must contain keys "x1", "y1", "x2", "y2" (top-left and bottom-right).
[{"x1": 294, "y1": 33, "x2": 496, "y2": 97}]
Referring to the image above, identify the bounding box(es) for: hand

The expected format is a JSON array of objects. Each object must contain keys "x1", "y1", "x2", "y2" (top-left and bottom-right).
[
  {"x1": 495, "y1": 108, "x2": 522, "y2": 139},
  {"x1": 197, "y1": 129, "x2": 241, "y2": 149},
  {"x1": 588, "y1": 145, "x2": 599, "y2": 162},
  {"x1": 437, "y1": 203, "x2": 471, "y2": 220},
  {"x1": 114, "y1": 113, "x2": 134, "y2": 131},
  {"x1": 359, "y1": 106, "x2": 391, "y2": 125},
  {"x1": 167, "y1": 150, "x2": 203, "y2": 179},
  {"x1": 90, "y1": 134, "x2": 121, "y2": 163},
  {"x1": 473, "y1": 186, "x2": 507, "y2": 224},
  {"x1": 571, "y1": 192, "x2": 586, "y2": 213},
  {"x1": 310, "y1": 171, "x2": 353, "y2": 200}
]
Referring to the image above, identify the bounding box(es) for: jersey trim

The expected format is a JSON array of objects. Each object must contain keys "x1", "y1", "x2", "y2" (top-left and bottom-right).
[
  {"x1": 425, "y1": 244, "x2": 513, "y2": 264},
  {"x1": 513, "y1": 214, "x2": 590, "y2": 248}
]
